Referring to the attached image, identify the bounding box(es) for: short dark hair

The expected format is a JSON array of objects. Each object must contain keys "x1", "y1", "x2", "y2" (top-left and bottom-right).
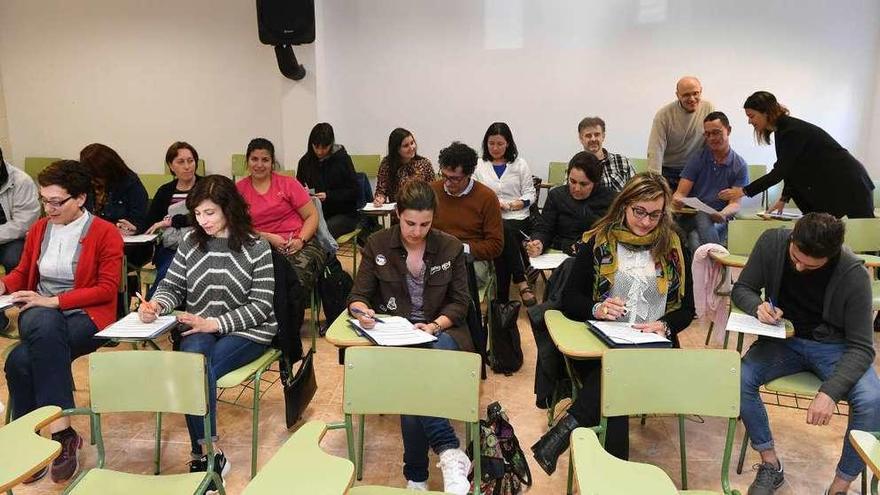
[
  {"x1": 791, "y1": 213, "x2": 844, "y2": 259},
  {"x1": 567, "y1": 151, "x2": 604, "y2": 184},
  {"x1": 246, "y1": 137, "x2": 277, "y2": 168},
  {"x1": 703, "y1": 111, "x2": 731, "y2": 129},
  {"x1": 396, "y1": 180, "x2": 437, "y2": 213},
  {"x1": 480, "y1": 122, "x2": 518, "y2": 162},
  {"x1": 186, "y1": 175, "x2": 256, "y2": 252},
  {"x1": 577, "y1": 116, "x2": 606, "y2": 134},
  {"x1": 165, "y1": 141, "x2": 200, "y2": 173},
  {"x1": 438, "y1": 141, "x2": 478, "y2": 176},
  {"x1": 38, "y1": 160, "x2": 93, "y2": 198},
  {"x1": 308, "y1": 123, "x2": 335, "y2": 149}
]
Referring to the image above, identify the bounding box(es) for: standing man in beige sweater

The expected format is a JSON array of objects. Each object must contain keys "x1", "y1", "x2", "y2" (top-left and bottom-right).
[{"x1": 647, "y1": 76, "x2": 714, "y2": 190}]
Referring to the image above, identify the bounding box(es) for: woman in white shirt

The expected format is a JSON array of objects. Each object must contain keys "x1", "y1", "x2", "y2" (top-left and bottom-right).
[{"x1": 474, "y1": 122, "x2": 537, "y2": 306}]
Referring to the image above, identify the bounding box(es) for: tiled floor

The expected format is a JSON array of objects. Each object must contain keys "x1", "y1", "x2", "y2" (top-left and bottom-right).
[{"x1": 1, "y1": 276, "x2": 875, "y2": 494}]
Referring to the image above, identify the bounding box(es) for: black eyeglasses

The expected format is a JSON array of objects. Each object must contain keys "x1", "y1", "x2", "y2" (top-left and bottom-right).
[
  {"x1": 630, "y1": 206, "x2": 664, "y2": 222},
  {"x1": 40, "y1": 196, "x2": 73, "y2": 209}
]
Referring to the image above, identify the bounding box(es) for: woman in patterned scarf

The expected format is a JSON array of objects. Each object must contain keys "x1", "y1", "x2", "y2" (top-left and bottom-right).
[{"x1": 531, "y1": 172, "x2": 695, "y2": 475}]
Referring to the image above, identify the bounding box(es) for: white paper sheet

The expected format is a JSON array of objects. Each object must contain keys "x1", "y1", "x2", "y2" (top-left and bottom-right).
[
  {"x1": 680, "y1": 197, "x2": 721, "y2": 215},
  {"x1": 361, "y1": 202, "x2": 396, "y2": 212},
  {"x1": 349, "y1": 316, "x2": 437, "y2": 346},
  {"x1": 95, "y1": 312, "x2": 177, "y2": 339},
  {"x1": 587, "y1": 320, "x2": 672, "y2": 345},
  {"x1": 529, "y1": 252, "x2": 571, "y2": 270},
  {"x1": 0, "y1": 294, "x2": 15, "y2": 311},
  {"x1": 756, "y1": 211, "x2": 802, "y2": 220},
  {"x1": 123, "y1": 233, "x2": 158, "y2": 244},
  {"x1": 725, "y1": 312, "x2": 786, "y2": 339}
]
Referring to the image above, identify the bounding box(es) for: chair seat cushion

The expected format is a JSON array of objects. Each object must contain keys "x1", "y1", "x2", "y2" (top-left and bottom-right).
[
  {"x1": 217, "y1": 349, "x2": 281, "y2": 389},
  {"x1": 67, "y1": 468, "x2": 209, "y2": 494},
  {"x1": 349, "y1": 485, "x2": 446, "y2": 494},
  {"x1": 763, "y1": 371, "x2": 821, "y2": 396}
]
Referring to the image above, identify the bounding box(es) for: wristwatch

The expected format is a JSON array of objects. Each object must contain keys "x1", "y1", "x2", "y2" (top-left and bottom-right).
[
  {"x1": 661, "y1": 321, "x2": 671, "y2": 339},
  {"x1": 430, "y1": 321, "x2": 442, "y2": 333}
]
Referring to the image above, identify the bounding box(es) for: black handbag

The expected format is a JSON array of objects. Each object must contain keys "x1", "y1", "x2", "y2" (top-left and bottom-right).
[{"x1": 282, "y1": 348, "x2": 317, "y2": 428}]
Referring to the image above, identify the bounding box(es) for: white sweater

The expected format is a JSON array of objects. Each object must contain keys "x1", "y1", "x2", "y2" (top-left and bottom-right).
[{"x1": 473, "y1": 156, "x2": 536, "y2": 221}]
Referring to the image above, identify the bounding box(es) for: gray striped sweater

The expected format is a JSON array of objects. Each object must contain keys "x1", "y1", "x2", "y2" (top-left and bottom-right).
[{"x1": 153, "y1": 232, "x2": 278, "y2": 345}]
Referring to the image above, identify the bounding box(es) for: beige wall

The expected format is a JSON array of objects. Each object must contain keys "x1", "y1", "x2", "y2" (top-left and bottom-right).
[
  {"x1": 0, "y1": 63, "x2": 10, "y2": 158},
  {"x1": 0, "y1": 0, "x2": 317, "y2": 173}
]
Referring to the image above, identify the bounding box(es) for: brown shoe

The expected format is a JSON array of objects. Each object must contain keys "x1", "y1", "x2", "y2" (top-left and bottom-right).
[
  {"x1": 23, "y1": 465, "x2": 48, "y2": 484},
  {"x1": 50, "y1": 428, "x2": 83, "y2": 483}
]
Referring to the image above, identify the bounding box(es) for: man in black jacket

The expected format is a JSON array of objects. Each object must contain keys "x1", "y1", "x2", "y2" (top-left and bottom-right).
[{"x1": 733, "y1": 213, "x2": 880, "y2": 495}]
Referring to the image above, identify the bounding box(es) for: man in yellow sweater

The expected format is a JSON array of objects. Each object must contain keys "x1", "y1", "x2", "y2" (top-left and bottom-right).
[{"x1": 431, "y1": 141, "x2": 503, "y2": 286}]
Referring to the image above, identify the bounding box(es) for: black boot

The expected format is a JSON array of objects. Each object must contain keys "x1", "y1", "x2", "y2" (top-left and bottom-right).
[{"x1": 530, "y1": 413, "x2": 580, "y2": 475}]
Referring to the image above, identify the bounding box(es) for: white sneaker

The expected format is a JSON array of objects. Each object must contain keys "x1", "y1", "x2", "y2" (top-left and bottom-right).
[
  {"x1": 406, "y1": 479, "x2": 429, "y2": 491},
  {"x1": 437, "y1": 448, "x2": 471, "y2": 495}
]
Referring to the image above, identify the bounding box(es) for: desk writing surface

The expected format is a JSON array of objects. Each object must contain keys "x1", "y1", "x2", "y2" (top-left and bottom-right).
[
  {"x1": 544, "y1": 309, "x2": 608, "y2": 358},
  {"x1": 324, "y1": 312, "x2": 371, "y2": 348},
  {"x1": 856, "y1": 253, "x2": 880, "y2": 268},
  {"x1": 708, "y1": 251, "x2": 748, "y2": 268}
]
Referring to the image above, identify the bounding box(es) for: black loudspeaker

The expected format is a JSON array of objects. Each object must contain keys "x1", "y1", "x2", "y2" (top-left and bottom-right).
[{"x1": 256, "y1": 0, "x2": 315, "y2": 46}]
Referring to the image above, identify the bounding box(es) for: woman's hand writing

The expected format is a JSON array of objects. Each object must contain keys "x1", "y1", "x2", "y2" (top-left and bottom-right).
[
  {"x1": 349, "y1": 304, "x2": 376, "y2": 329},
  {"x1": 373, "y1": 194, "x2": 386, "y2": 207},
  {"x1": 594, "y1": 297, "x2": 627, "y2": 320},
  {"x1": 525, "y1": 240, "x2": 543, "y2": 258},
  {"x1": 137, "y1": 299, "x2": 162, "y2": 323}
]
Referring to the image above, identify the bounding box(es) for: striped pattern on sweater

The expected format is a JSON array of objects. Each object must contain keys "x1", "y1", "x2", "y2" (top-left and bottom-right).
[{"x1": 153, "y1": 233, "x2": 278, "y2": 345}]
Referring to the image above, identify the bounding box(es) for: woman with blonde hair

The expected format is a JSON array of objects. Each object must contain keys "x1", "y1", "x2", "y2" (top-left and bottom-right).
[{"x1": 531, "y1": 172, "x2": 695, "y2": 474}]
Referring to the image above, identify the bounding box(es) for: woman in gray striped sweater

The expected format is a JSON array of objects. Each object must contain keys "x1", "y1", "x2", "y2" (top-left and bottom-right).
[{"x1": 138, "y1": 175, "x2": 277, "y2": 485}]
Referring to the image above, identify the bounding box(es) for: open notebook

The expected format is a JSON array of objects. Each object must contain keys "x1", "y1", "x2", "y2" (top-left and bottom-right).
[
  {"x1": 95, "y1": 312, "x2": 178, "y2": 340},
  {"x1": 587, "y1": 320, "x2": 673, "y2": 348},
  {"x1": 349, "y1": 316, "x2": 437, "y2": 346}
]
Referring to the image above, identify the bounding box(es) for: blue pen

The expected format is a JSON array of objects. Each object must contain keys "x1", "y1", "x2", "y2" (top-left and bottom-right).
[
  {"x1": 767, "y1": 297, "x2": 780, "y2": 321},
  {"x1": 351, "y1": 307, "x2": 385, "y2": 324}
]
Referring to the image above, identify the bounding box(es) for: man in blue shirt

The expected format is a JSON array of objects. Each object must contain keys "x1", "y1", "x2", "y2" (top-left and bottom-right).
[{"x1": 673, "y1": 111, "x2": 749, "y2": 253}]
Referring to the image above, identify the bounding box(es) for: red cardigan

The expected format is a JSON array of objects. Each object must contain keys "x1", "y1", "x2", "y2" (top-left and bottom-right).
[{"x1": 3, "y1": 215, "x2": 124, "y2": 330}]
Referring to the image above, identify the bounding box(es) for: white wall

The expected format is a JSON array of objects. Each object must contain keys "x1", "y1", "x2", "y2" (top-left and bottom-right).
[
  {"x1": 0, "y1": 63, "x2": 10, "y2": 157},
  {"x1": 0, "y1": 0, "x2": 317, "y2": 173},
  {"x1": 318, "y1": 0, "x2": 880, "y2": 178}
]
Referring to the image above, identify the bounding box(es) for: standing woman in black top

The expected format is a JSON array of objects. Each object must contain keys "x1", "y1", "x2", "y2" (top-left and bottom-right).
[
  {"x1": 719, "y1": 91, "x2": 874, "y2": 218},
  {"x1": 296, "y1": 122, "x2": 359, "y2": 237}
]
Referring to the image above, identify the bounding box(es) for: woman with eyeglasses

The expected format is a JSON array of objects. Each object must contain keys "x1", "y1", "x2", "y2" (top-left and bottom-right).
[
  {"x1": 473, "y1": 122, "x2": 537, "y2": 306},
  {"x1": 531, "y1": 172, "x2": 695, "y2": 474},
  {"x1": 2, "y1": 160, "x2": 123, "y2": 484},
  {"x1": 374, "y1": 128, "x2": 435, "y2": 207},
  {"x1": 718, "y1": 91, "x2": 874, "y2": 219}
]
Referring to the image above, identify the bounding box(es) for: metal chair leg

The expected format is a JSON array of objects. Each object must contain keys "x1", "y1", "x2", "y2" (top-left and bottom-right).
[
  {"x1": 154, "y1": 412, "x2": 162, "y2": 474},
  {"x1": 679, "y1": 414, "x2": 688, "y2": 489}
]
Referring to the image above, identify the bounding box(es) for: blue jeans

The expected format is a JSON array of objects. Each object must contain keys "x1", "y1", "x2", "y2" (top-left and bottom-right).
[
  {"x1": 400, "y1": 332, "x2": 461, "y2": 482},
  {"x1": 741, "y1": 337, "x2": 880, "y2": 480},
  {"x1": 4, "y1": 308, "x2": 100, "y2": 419},
  {"x1": 147, "y1": 246, "x2": 176, "y2": 298},
  {"x1": 681, "y1": 212, "x2": 728, "y2": 253},
  {"x1": 0, "y1": 239, "x2": 24, "y2": 273},
  {"x1": 180, "y1": 333, "x2": 267, "y2": 455}
]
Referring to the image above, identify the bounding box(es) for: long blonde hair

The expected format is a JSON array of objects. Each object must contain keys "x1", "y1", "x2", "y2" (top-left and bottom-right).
[{"x1": 589, "y1": 172, "x2": 677, "y2": 260}]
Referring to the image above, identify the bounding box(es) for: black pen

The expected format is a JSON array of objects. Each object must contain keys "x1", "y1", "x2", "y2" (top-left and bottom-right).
[{"x1": 350, "y1": 307, "x2": 385, "y2": 324}]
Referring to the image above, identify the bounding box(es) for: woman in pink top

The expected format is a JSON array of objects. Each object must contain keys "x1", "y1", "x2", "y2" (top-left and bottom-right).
[{"x1": 236, "y1": 138, "x2": 327, "y2": 297}]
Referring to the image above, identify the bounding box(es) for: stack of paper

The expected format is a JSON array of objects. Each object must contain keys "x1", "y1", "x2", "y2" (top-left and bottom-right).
[
  {"x1": 349, "y1": 316, "x2": 437, "y2": 346},
  {"x1": 361, "y1": 202, "x2": 396, "y2": 213},
  {"x1": 123, "y1": 233, "x2": 158, "y2": 244},
  {"x1": 95, "y1": 312, "x2": 177, "y2": 339},
  {"x1": 588, "y1": 320, "x2": 672, "y2": 346},
  {"x1": 529, "y1": 252, "x2": 570, "y2": 270},
  {"x1": 725, "y1": 312, "x2": 787, "y2": 339}
]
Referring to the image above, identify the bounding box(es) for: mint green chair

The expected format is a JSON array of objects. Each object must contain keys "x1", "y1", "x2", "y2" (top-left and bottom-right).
[
  {"x1": 138, "y1": 174, "x2": 174, "y2": 199},
  {"x1": 630, "y1": 157, "x2": 649, "y2": 174},
  {"x1": 547, "y1": 161, "x2": 567, "y2": 186},
  {"x1": 0, "y1": 405, "x2": 62, "y2": 493},
  {"x1": 232, "y1": 153, "x2": 247, "y2": 177},
  {"x1": 351, "y1": 155, "x2": 381, "y2": 178},
  {"x1": 567, "y1": 348, "x2": 742, "y2": 494},
  {"x1": 334, "y1": 347, "x2": 482, "y2": 494},
  {"x1": 63, "y1": 351, "x2": 223, "y2": 494},
  {"x1": 164, "y1": 159, "x2": 206, "y2": 176},
  {"x1": 570, "y1": 427, "x2": 679, "y2": 494},
  {"x1": 850, "y1": 430, "x2": 880, "y2": 494},
  {"x1": 242, "y1": 420, "x2": 354, "y2": 494},
  {"x1": 336, "y1": 228, "x2": 363, "y2": 278},
  {"x1": 24, "y1": 157, "x2": 61, "y2": 180}
]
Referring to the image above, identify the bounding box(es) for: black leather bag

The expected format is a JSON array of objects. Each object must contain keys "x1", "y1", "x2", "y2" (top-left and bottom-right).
[
  {"x1": 489, "y1": 300, "x2": 524, "y2": 375},
  {"x1": 282, "y1": 348, "x2": 317, "y2": 428}
]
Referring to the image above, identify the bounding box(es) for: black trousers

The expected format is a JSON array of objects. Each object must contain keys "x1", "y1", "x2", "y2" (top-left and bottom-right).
[
  {"x1": 567, "y1": 358, "x2": 629, "y2": 460},
  {"x1": 494, "y1": 218, "x2": 530, "y2": 303}
]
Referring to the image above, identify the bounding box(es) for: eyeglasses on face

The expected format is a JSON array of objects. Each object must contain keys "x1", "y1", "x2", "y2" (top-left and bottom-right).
[
  {"x1": 40, "y1": 196, "x2": 74, "y2": 208},
  {"x1": 438, "y1": 172, "x2": 467, "y2": 183},
  {"x1": 629, "y1": 205, "x2": 664, "y2": 221}
]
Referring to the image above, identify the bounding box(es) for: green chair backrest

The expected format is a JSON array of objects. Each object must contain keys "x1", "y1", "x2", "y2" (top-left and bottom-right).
[
  {"x1": 726, "y1": 219, "x2": 791, "y2": 256},
  {"x1": 164, "y1": 159, "x2": 206, "y2": 176},
  {"x1": 350, "y1": 154, "x2": 381, "y2": 177},
  {"x1": 139, "y1": 174, "x2": 174, "y2": 199},
  {"x1": 343, "y1": 347, "x2": 480, "y2": 421},
  {"x1": 630, "y1": 157, "x2": 649, "y2": 174},
  {"x1": 547, "y1": 161, "x2": 567, "y2": 186},
  {"x1": 601, "y1": 348, "x2": 740, "y2": 418},
  {"x1": 89, "y1": 351, "x2": 207, "y2": 416},
  {"x1": 873, "y1": 180, "x2": 880, "y2": 209},
  {"x1": 844, "y1": 218, "x2": 880, "y2": 253},
  {"x1": 570, "y1": 427, "x2": 679, "y2": 494},
  {"x1": 748, "y1": 164, "x2": 766, "y2": 182},
  {"x1": 242, "y1": 420, "x2": 354, "y2": 494},
  {"x1": 232, "y1": 153, "x2": 247, "y2": 177},
  {"x1": 24, "y1": 157, "x2": 61, "y2": 180}
]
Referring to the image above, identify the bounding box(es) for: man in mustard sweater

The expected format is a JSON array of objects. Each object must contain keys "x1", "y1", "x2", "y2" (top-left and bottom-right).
[{"x1": 431, "y1": 141, "x2": 503, "y2": 287}]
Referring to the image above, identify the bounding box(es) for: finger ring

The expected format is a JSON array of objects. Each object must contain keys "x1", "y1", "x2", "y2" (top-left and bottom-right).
[{"x1": 600, "y1": 305, "x2": 607, "y2": 316}]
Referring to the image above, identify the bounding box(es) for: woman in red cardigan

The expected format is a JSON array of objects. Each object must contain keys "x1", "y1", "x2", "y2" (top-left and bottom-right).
[{"x1": 2, "y1": 160, "x2": 123, "y2": 485}]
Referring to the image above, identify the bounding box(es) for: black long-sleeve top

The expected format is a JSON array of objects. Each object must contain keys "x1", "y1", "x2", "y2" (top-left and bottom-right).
[
  {"x1": 561, "y1": 234, "x2": 695, "y2": 347},
  {"x1": 296, "y1": 145, "x2": 358, "y2": 219},
  {"x1": 145, "y1": 176, "x2": 202, "y2": 229},
  {"x1": 742, "y1": 115, "x2": 874, "y2": 218},
  {"x1": 533, "y1": 185, "x2": 615, "y2": 255}
]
